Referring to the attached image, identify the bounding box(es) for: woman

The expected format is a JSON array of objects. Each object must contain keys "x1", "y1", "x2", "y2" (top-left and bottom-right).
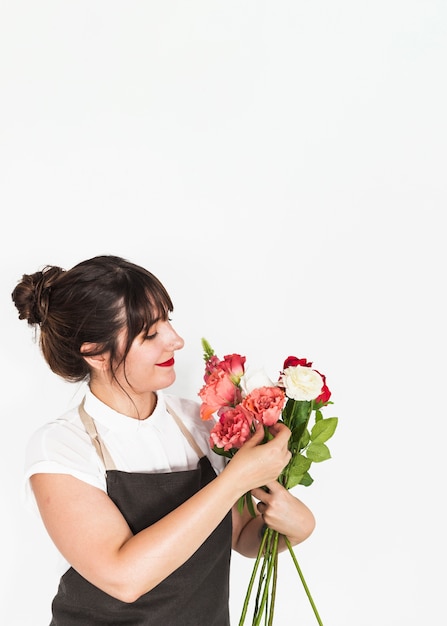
[{"x1": 12, "y1": 255, "x2": 315, "y2": 625}]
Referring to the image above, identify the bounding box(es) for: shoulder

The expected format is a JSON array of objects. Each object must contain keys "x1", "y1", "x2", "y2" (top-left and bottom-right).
[
  {"x1": 26, "y1": 405, "x2": 93, "y2": 462},
  {"x1": 24, "y1": 403, "x2": 106, "y2": 503}
]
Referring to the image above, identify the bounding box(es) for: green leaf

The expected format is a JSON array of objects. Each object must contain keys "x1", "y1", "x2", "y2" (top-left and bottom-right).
[
  {"x1": 299, "y1": 471, "x2": 314, "y2": 487},
  {"x1": 310, "y1": 417, "x2": 338, "y2": 444},
  {"x1": 290, "y1": 452, "x2": 312, "y2": 473},
  {"x1": 212, "y1": 445, "x2": 234, "y2": 459},
  {"x1": 300, "y1": 429, "x2": 311, "y2": 448},
  {"x1": 306, "y1": 442, "x2": 331, "y2": 462},
  {"x1": 284, "y1": 400, "x2": 313, "y2": 453},
  {"x1": 286, "y1": 474, "x2": 305, "y2": 489},
  {"x1": 282, "y1": 399, "x2": 313, "y2": 431},
  {"x1": 237, "y1": 495, "x2": 245, "y2": 514},
  {"x1": 245, "y1": 492, "x2": 257, "y2": 518},
  {"x1": 289, "y1": 427, "x2": 310, "y2": 454},
  {"x1": 285, "y1": 453, "x2": 312, "y2": 488}
]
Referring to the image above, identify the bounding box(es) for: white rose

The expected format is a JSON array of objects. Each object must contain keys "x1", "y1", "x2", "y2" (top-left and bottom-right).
[
  {"x1": 240, "y1": 367, "x2": 276, "y2": 395},
  {"x1": 280, "y1": 365, "x2": 323, "y2": 401}
]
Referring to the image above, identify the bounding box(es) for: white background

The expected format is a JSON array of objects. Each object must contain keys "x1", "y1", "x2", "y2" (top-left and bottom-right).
[{"x1": 1, "y1": 2, "x2": 446, "y2": 624}]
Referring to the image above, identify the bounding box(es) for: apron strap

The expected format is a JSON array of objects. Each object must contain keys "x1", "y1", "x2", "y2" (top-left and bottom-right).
[
  {"x1": 78, "y1": 396, "x2": 206, "y2": 470},
  {"x1": 78, "y1": 398, "x2": 117, "y2": 471},
  {"x1": 166, "y1": 402, "x2": 206, "y2": 460}
]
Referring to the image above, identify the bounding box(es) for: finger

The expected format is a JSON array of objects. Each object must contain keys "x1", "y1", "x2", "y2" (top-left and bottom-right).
[
  {"x1": 268, "y1": 422, "x2": 291, "y2": 440},
  {"x1": 262, "y1": 480, "x2": 283, "y2": 494},
  {"x1": 256, "y1": 500, "x2": 267, "y2": 515},
  {"x1": 251, "y1": 486, "x2": 271, "y2": 501},
  {"x1": 243, "y1": 422, "x2": 265, "y2": 447}
]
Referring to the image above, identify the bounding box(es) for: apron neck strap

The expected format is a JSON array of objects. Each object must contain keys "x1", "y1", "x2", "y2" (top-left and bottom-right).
[
  {"x1": 165, "y1": 402, "x2": 206, "y2": 460},
  {"x1": 78, "y1": 398, "x2": 117, "y2": 471}
]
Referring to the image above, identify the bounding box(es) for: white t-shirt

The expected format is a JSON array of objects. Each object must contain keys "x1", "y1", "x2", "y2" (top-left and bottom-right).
[{"x1": 24, "y1": 388, "x2": 227, "y2": 514}]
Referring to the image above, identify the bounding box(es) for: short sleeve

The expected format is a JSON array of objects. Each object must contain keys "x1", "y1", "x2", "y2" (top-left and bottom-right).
[{"x1": 23, "y1": 416, "x2": 107, "y2": 514}]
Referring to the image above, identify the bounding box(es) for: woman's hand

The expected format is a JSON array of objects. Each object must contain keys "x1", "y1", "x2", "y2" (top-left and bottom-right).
[
  {"x1": 232, "y1": 480, "x2": 316, "y2": 557},
  {"x1": 251, "y1": 481, "x2": 316, "y2": 545},
  {"x1": 223, "y1": 422, "x2": 292, "y2": 493}
]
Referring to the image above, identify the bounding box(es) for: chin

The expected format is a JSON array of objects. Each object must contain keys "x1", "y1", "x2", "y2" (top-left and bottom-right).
[{"x1": 158, "y1": 372, "x2": 176, "y2": 389}]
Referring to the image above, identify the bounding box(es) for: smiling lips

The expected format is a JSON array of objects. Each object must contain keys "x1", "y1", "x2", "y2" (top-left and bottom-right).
[{"x1": 156, "y1": 357, "x2": 175, "y2": 367}]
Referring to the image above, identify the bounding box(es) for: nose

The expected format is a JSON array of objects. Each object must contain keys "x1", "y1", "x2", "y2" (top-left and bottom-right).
[
  {"x1": 172, "y1": 333, "x2": 185, "y2": 351},
  {"x1": 168, "y1": 325, "x2": 185, "y2": 351}
]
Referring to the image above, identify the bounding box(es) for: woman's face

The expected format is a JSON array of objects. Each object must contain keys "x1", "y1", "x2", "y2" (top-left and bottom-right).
[{"x1": 112, "y1": 318, "x2": 185, "y2": 395}]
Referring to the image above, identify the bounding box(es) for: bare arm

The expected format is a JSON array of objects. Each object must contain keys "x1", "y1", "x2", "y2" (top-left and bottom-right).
[{"x1": 31, "y1": 422, "x2": 291, "y2": 603}]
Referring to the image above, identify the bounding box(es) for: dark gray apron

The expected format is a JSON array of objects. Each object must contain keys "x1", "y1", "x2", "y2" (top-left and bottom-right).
[{"x1": 49, "y1": 400, "x2": 232, "y2": 625}]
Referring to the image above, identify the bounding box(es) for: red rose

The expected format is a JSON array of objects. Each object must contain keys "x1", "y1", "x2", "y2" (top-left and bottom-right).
[{"x1": 283, "y1": 356, "x2": 312, "y2": 369}]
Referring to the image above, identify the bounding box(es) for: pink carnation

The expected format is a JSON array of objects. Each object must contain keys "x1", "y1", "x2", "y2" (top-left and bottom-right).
[
  {"x1": 209, "y1": 406, "x2": 253, "y2": 451},
  {"x1": 242, "y1": 386, "x2": 286, "y2": 426}
]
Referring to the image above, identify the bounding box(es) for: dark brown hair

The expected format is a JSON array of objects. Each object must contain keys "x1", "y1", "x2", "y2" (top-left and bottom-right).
[{"x1": 11, "y1": 255, "x2": 173, "y2": 382}]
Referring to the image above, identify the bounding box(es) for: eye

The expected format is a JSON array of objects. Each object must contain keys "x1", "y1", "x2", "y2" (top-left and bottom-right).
[{"x1": 143, "y1": 324, "x2": 158, "y2": 340}]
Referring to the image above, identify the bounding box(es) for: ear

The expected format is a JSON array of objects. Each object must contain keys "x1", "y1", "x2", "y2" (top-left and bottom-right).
[{"x1": 80, "y1": 342, "x2": 110, "y2": 372}]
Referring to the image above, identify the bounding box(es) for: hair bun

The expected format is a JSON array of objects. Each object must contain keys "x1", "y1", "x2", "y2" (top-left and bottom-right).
[{"x1": 12, "y1": 265, "x2": 65, "y2": 326}]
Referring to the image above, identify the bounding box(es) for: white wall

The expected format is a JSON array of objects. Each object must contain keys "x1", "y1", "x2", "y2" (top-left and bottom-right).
[{"x1": 1, "y1": 2, "x2": 446, "y2": 624}]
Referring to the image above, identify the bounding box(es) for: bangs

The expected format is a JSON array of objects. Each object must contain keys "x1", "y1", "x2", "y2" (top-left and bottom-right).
[
  {"x1": 139, "y1": 289, "x2": 172, "y2": 331},
  {"x1": 124, "y1": 270, "x2": 174, "y2": 343}
]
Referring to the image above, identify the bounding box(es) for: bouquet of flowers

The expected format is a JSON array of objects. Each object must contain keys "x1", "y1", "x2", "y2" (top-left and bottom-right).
[{"x1": 198, "y1": 338, "x2": 338, "y2": 626}]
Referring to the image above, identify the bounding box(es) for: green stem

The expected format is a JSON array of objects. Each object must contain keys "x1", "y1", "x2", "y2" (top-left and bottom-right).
[
  {"x1": 285, "y1": 537, "x2": 324, "y2": 626},
  {"x1": 253, "y1": 531, "x2": 279, "y2": 626},
  {"x1": 238, "y1": 528, "x2": 269, "y2": 625},
  {"x1": 267, "y1": 543, "x2": 278, "y2": 626},
  {"x1": 253, "y1": 530, "x2": 273, "y2": 623},
  {"x1": 280, "y1": 400, "x2": 314, "y2": 489},
  {"x1": 254, "y1": 541, "x2": 269, "y2": 618}
]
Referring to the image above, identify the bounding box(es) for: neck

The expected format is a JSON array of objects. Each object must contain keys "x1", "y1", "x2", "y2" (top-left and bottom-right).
[{"x1": 88, "y1": 381, "x2": 158, "y2": 420}]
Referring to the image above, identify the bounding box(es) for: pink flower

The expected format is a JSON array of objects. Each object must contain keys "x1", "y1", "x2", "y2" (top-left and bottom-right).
[
  {"x1": 204, "y1": 353, "x2": 246, "y2": 384},
  {"x1": 203, "y1": 354, "x2": 222, "y2": 382},
  {"x1": 242, "y1": 386, "x2": 286, "y2": 426},
  {"x1": 199, "y1": 369, "x2": 242, "y2": 420},
  {"x1": 209, "y1": 406, "x2": 254, "y2": 451},
  {"x1": 217, "y1": 353, "x2": 246, "y2": 384}
]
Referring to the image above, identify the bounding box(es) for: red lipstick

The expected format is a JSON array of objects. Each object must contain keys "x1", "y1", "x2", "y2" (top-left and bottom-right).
[{"x1": 156, "y1": 357, "x2": 175, "y2": 367}]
